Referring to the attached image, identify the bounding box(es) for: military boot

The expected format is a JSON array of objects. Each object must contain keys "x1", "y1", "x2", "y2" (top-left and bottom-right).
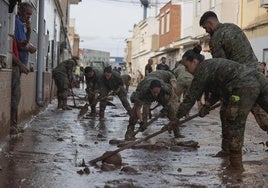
[
  {"x1": 99, "y1": 109, "x2": 105, "y2": 119},
  {"x1": 62, "y1": 99, "x2": 72, "y2": 110},
  {"x1": 125, "y1": 125, "x2": 135, "y2": 141},
  {"x1": 228, "y1": 152, "x2": 244, "y2": 171},
  {"x1": 126, "y1": 107, "x2": 132, "y2": 116},
  {"x1": 214, "y1": 139, "x2": 230, "y2": 157},
  {"x1": 57, "y1": 97, "x2": 63, "y2": 109},
  {"x1": 90, "y1": 105, "x2": 96, "y2": 116}
]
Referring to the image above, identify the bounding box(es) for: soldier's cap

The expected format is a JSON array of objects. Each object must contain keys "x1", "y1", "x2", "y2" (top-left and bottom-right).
[
  {"x1": 150, "y1": 79, "x2": 161, "y2": 89},
  {"x1": 199, "y1": 11, "x2": 218, "y2": 26},
  {"x1": 104, "y1": 66, "x2": 112, "y2": 73},
  {"x1": 84, "y1": 66, "x2": 93, "y2": 74}
]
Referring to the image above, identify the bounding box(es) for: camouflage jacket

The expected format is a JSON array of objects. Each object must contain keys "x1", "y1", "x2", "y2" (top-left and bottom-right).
[
  {"x1": 147, "y1": 70, "x2": 176, "y2": 84},
  {"x1": 176, "y1": 58, "x2": 258, "y2": 118},
  {"x1": 52, "y1": 59, "x2": 76, "y2": 80},
  {"x1": 85, "y1": 69, "x2": 101, "y2": 92},
  {"x1": 173, "y1": 64, "x2": 193, "y2": 82},
  {"x1": 209, "y1": 23, "x2": 258, "y2": 67},
  {"x1": 100, "y1": 70, "x2": 124, "y2": 91},
  {"x1": 131, "y1": 77, "x2": 173, "y2": 105}
]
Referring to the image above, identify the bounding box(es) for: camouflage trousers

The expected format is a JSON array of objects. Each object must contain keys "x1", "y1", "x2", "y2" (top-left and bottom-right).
[
  {"x1": 52, "y1": 71, "x2": 69, "y2": 99},
  {"x1": 128, "y1": 94, "x2": 177, "y2": 130},
  {"x1": 99, "y1": 86, "x2": 131, "y2": 114},
  {"x1": 175, "y1": 78, "x2": 192, "y2": 102},
  {"x1": 251, "y1": 104, "x2": 268, "y2": 132},
  {"x1": 87, "y1": 89, "x2": 98, "y2": 113},
  {"x1": 220, "y1": 83, "x2": 268, "y2": 154}
]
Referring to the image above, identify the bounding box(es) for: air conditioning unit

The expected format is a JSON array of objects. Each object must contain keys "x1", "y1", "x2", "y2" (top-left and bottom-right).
[{"x1": 260, "y1": 0, "x2": 268, "y2": 8}]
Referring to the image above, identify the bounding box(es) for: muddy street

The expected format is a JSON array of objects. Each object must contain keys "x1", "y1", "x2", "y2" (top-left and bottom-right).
[{"x1": 0, "y1": 87, "x2": 267, "y2": 188}]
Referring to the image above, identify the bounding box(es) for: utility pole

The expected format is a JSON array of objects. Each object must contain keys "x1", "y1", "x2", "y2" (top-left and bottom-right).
[{"x1": 140, "y1": 0, "x2": 149, "y2": 20}]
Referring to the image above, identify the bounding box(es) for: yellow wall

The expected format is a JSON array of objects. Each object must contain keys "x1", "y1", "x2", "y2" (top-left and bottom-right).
[{"x1": 240, "y1": 0, "x2": 268, "y2": 29}]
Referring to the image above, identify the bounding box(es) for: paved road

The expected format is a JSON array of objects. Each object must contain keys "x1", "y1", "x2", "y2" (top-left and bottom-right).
[{"x1": 0, "y1": 87, "x2": 267, "y2": 187}]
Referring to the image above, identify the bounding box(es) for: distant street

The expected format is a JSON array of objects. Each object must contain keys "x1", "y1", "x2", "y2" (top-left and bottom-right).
[{"x1": 0, "y1": 86, "x2": 267, "y2": 187}]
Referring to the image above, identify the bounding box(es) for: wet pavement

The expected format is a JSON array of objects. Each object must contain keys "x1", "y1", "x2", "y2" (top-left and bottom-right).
[{"x1": 0, "y1": 87, "x2": 267, "y2": 187}]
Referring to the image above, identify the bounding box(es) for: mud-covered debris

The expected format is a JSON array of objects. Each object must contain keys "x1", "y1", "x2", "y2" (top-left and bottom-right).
[
  {"x1": 176, "y1": 140, "x2": 199, "y2": 148},
  {"x1": 120, "y1": 166, "x2": 138, "y2": 174},
  {"x1": 97, "y1": 133, "x2": 105, "y2": 138},
  {"x1": 57, "y1": 138, "x2": 64, "y2": 141},
  {"x1": 131, "y1": 143, "x2": 168, "y2": 150},
  {"x1": 102, "y1": 151, "x2": 122, "y2": 166},
  {"x1": 77, "y1": 169, "x2": 84, "y2": 175},
  {"x1": 94, "y1": 141, "x2": 98, "y2": 144},
  {"x1": 170, "y1": 146, "x2": 184, "y2": 152},
  {"x1": 109, "y1": 139, "x2": 127, "y2": 145},
  {"x1": 117, "y1": 183, "x2": 142, "y2": 188},
  {"x1": 101, "y1": 163, "x2": 117, "y2": 171},
  {"x1": 266, "y1": 141, "x2": 268, "y2": 147},
  {"x1": 177, "y1": 168, "x2": 182, "y2": 172},
  {"x1": 83, "y1": 167, "x2": 90, "y2": 174}
]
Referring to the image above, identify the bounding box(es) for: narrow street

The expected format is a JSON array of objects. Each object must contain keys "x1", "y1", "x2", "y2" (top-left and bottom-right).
[{"x1": 0, "y1": 86, "x2": 267, "y2": 188}]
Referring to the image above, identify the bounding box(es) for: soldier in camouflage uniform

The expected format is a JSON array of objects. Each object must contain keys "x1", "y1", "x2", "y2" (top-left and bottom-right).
[
  {"x1": 125, "y1": 78, "x2": 178, "y2": 140},
  {"x1": 121, "y1": 74, "x2": 132, "y2": 93},
  {"x1": 147, "y1": 70, "x2": 177, "y2": 90},
  {"x1": 145, "y1": 69, "x2": 178, "y2": 120},
  {"x1": 176, "y1": 47, "x2": 268, "y2": 170},
  {"x1": 200, "y1": 11, "x2": 268, "y2": 156},
  {"x1": 84, "y1": 66, "x2": 101, "y2": 115},
  {"x1": 173, "y1": 61, "x2": 193, "y2": 102},
  {"x1": 52, "y1": 58, "x2": 77, "y2": 110},
  {"x1": 98, "y1": 66, "x2": 132, "y2": 118}
]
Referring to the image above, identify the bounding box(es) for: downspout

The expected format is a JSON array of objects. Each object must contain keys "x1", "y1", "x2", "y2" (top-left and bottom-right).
[{"x1": 36, "y1": 0, "x2": 45, "y2": 106}]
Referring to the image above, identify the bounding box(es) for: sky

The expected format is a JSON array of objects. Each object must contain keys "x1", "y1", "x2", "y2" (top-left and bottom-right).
[{"x1": 70, "y1": 0, "x2": 169, "y2": 57}]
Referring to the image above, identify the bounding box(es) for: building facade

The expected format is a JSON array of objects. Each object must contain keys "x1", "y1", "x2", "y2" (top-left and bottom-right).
[
  {"x1": 0, "y1": 0, "x2": 81, "y2": 139},
  {"x1": 240, "y1": 0, "x2": 268, "y2": 63}
]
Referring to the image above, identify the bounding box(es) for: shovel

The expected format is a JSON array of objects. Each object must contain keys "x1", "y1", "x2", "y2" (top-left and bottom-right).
[{"x1": 89, "y1": 103, "x2": 221, "y2": 164}]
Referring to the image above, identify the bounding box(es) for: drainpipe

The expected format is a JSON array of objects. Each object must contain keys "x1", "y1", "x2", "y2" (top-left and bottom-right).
[{"x1": 36, "y1": 0, "x2": 44, "y2": 106}]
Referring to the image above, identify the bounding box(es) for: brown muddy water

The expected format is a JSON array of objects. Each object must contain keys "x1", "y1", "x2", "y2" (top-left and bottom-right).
[{"x1": 0, "y1": 87, "x2": 267, "y2": 187}]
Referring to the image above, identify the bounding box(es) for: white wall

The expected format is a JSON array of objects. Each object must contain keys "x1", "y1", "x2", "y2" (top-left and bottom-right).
[
  {"x1": 250, "y1": 36, "x2": 268, "y2": 62},
  {"x1": 44, "y1": 0, "x2": 61, "y2": 41}
]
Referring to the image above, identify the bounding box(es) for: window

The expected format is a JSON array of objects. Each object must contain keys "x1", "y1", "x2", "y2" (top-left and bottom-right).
[
  {"x1": 161, "y1": 15, "x2": 165, "y2": 34},
  {"x1": 166, "y1": 12, "x2": 170, "y2": 33}
]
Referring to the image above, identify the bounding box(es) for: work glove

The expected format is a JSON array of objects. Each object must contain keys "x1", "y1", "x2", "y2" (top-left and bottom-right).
[
  {"x1": 138, "y1": 121, "x2": 146, "y2": 132},
  {"x1": 199, "y1": 104, "x2": 210, "y2": 117}
]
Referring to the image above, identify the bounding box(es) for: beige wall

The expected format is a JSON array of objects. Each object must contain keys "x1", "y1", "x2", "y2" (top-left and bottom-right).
[
  {"x1": 240, "y1": 0, "x2": 268, "y2": 62},
  {"x1": 240, "y1": 0, "x2": 268, "y2": 38},
  {"x1": 130, "y1": 18, "x2": 159, "y2": 84},
  {"x1": 0, "y1": 71, "x2": 12, "y2": 138},
  {"x1": 192, "y1": 0, "x2": 240, "y2": 38}
]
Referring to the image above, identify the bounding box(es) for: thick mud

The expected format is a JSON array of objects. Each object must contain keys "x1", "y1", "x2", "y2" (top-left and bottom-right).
[{"x1": 0, "y1": 87, "x2": 267, "y2": 187}]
